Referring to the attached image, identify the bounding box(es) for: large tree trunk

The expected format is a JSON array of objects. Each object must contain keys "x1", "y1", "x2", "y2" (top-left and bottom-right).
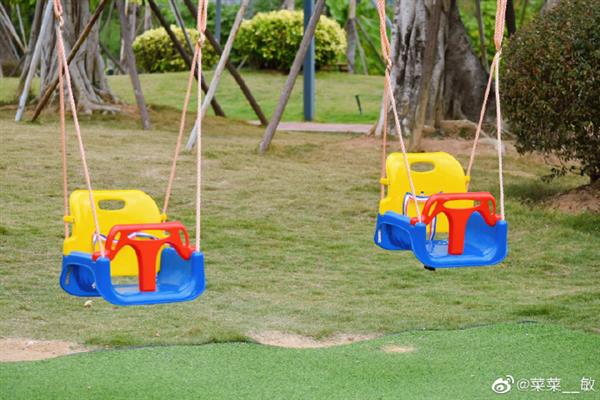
[
  {"x1": 39, "y1": 0, "x2": 116, "y2": 114},
  {"x1": 389, "y1": 0, "x2": 489, "y2": 149}
]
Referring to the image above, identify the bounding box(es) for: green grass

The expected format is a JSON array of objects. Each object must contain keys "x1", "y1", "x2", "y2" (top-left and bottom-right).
[
  {"x1": 0, "y1": 71, "x2": 383, "y2": 123},
  {"x1": 1, "y1": 323, "x2": 598, "y2": 399},
  {"x1": 0, "y1": 98, "x2": 598, "y2": 348},
  {"x1": 1, "y1": 71, "x2": 599, "y2": 398}
]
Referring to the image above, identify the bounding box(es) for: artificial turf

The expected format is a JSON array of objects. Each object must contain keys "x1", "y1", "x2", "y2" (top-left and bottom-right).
[{"x1": 1, "y1": 323, "x2": 598, "y2": 399}]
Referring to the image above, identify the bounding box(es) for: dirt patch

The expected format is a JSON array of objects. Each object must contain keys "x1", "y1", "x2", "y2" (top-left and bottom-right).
[
  {"x1": 248, "y1": 331, "x2": 378, "y2": 349},
  {"x1": 547, "y1": 181, "x2": 600, "y2": 213},
  {"x1": 0, "y1": 338, "x2": 89, "y2": 362},
  {"x1": 381, "y1": 344, "x2": 416, "y2": 354}
]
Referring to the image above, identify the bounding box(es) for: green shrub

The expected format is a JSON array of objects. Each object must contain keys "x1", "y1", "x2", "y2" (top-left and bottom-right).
[
  {"x1": 235, "y1": 10, "x2": 346, "y2": 71},
  {"x1": 503, "y1": 0, "x2": 600, "y2": 182},
  {"x1": 132, "y1": 26, "x2": 218, "y2": 73}
]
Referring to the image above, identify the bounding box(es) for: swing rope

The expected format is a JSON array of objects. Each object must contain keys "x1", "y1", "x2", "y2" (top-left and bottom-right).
[
  {"x1": 376, "y1": 0, "x2": 508, "y2": 222},
  {"x1": 195, "y1": 0, "x2": 208, "y2": 252},
  {"x1": 375, "y1": 0, "x2": 422, "y2": 222},
  {"x1": 162, "y1": 47, "x2": 199, "y2": 217},
  {"x1": 54, "y1": 0, "x2": 105, "y2": 257},
  {"x1": 466, "y1": 0, "x2": 508, "y2": 220},
  {"x1": 163, "y1": 0, "x2": 208, "y2": 252}
]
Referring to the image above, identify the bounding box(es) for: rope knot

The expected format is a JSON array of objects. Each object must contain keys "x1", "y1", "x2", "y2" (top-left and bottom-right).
[
  {"x1": 385, "y1": 59, "x2": 392, "y2": 73},
  {"x1": 52, "y1": 0, "x2": 65, "y2": 27},
  {"x1": 197, "y1": 32, "x2": 206, "y2": 48}
]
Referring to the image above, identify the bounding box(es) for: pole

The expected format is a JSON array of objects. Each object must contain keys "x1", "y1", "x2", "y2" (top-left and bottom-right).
[
  {"x1": 147, "y1": 0, "x2": 225, "y2": 117},
  {"x1": 303, "y1": 0, "x2": 315, "y2": 121},
  {"x1": 181, "y1": 0, "x2": 268, "y2": 125},
  {"x1": 259, "y1": 0, "x2": 325, "y2": 152},
  {"x1": 16, "y1": 0, "x2": 53, "y2": 122},
  {"x1": 185, "y1": 0, "x2": 250, "y2": 150},
  {"x1": 475, "y1": 0, "x2": 488, "y2": 71},
  {"x1": 117, "y1": 0, "x2": 151, "y2": 129},
  {"x1": 215, "y1": 0, "x2": 222, "y2": 43}
]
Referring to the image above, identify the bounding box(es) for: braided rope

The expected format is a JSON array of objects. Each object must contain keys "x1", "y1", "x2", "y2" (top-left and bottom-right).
[
  {"x1": 163, "y1": 0, "x2": 207, "y2": 252},
  {"x1": 163, "y1": 47, "x2": 200, "y2": 216},
  {"x1": 375, "y1": 0, "x2": 422, "y2": 221},
  {"x1": 57, "y1": 14, "x2": 69, "y2": 238},
  {"x1": 466, "y1": 0, "x2": 507, "y2": 220},
  {"x1": 195, "y1": 0, "x2": 208, "y2": 251},
  {"x1": 53, "y1": 0, "x2": 104, "y2": 256}
]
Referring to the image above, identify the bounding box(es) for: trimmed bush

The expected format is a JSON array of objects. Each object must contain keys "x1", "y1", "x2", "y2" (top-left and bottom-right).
[
  {"x1": 235, "y1": 10, "x2": 346, "y2": 71},
  {"x1": 132, "y1": 26, "x2": 218, "y2": 73},
  {"x1": 503, "y1": 0, "x2": 600, "y2": 182}
]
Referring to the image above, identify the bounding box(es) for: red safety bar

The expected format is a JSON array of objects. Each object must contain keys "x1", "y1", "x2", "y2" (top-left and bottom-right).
[
  {"x1": 411, "y1": 192, "x2": 501, "y2": 255},
  {"x1": 93, "y1": 222, "x2": 193, "y2": 292}
]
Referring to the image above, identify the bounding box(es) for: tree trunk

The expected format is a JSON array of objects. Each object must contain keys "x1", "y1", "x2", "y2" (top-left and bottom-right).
[
  {"x1": 119, "y1": 1, "x2": 136, "y2": 73},
  {"x1": 18, "y1": 0, "x2": 44, "y2": 88},
  {"x1": 117, "y1": 0, "x2": 151, "y2": 129},
  {"x1": 37, "y1": 0, "x2": 116, "y2": 114},
  {"x1": 345, "y1": 0, "x2": 357, "y2": 73},
  {"x1": 143, "y1": 1, "x2": 152, "y2": 31},
  {"x1": 409, "y1": 0, "x2": 443, "y2": 150},
  {"x1": 388, "y1": 0, "x2": 489, "y2": 148},
  {"x1": 474, "y1": 0, "x2": 488, "y2": 70},
  {"x1": 282, "y1": 0, "x2": 295, "y2": 10},
  {"x1": 505, "y1": 0, "x2": 516, "y2": 36}
]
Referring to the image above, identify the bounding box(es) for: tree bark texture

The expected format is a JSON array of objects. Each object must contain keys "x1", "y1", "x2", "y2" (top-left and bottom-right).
[
  {"x1": 116, "y1": 0, "x2": 151, "y2": 129},
  {"x1": 38, "y1": 0, "x2": 116, "y2": 114},
  {"x1": 389, "y1": 0, "x2": 489, "y2": 144}
]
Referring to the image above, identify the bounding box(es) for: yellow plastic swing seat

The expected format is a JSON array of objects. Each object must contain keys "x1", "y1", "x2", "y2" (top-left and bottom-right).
[
  {"x1": 63, "y1": 190, "x2": 165, "y2": 276},
  {"x1": 379, "y1": 152, "x2": 472, "y2": 233}
]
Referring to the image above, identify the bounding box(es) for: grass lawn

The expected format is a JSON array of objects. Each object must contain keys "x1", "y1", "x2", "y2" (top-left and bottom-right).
[
  {"x1": 2, "y1": 323, "x2": 599, "y2": 399},
  {"x1": 0, "y1": 71, "x2": 598, "y2": 398},
  {"x1": 0, "y1": 71, "x2": 383, "y2": 124},
  {"x1": 0, "y1": 99, "x2": 598, "y2": 344}
]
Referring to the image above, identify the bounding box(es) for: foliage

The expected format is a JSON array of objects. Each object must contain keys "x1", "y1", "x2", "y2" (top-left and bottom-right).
[
  {"x1": 235, "y1": 10, "x2": 346, "y2": 71},
  {"x1": 325, "y1": 0, "x2": 387, "y2": 75},
  {"x1": 503, "y1": 0, "x2": 600, "y2": 182},
  {"x1": 132, "y1": 26, "x2": 218, "y2": 73},
  {"x1": 0, "y1": 73, "x2": 598, "y2": 347},
  {"x1": 459, "y1": 0, "x2": 544, "y2": 64},
  {"x1": 247, "y1": 0, "x2": 285, "y2": 16},
  {"x1": 206, "y1": 3, "x2": 239, "y2": 44}
]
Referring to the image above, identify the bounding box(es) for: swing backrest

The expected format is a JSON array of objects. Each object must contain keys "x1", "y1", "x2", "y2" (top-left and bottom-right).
[
  {"x1": 379, "y1": 152, "x2": 472, "y2": 233},
  {"x1": 63, "y1": 190, "x2": 164, "y2": 277}
]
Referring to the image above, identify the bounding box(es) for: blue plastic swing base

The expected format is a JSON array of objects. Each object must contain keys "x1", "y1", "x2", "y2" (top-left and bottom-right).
[
  {"x1": 60, "y1": 247, "x2": 206, "y2": 306},
  {"x1": 374, "y1": 211, "x2": 508, "y2": 268}
]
